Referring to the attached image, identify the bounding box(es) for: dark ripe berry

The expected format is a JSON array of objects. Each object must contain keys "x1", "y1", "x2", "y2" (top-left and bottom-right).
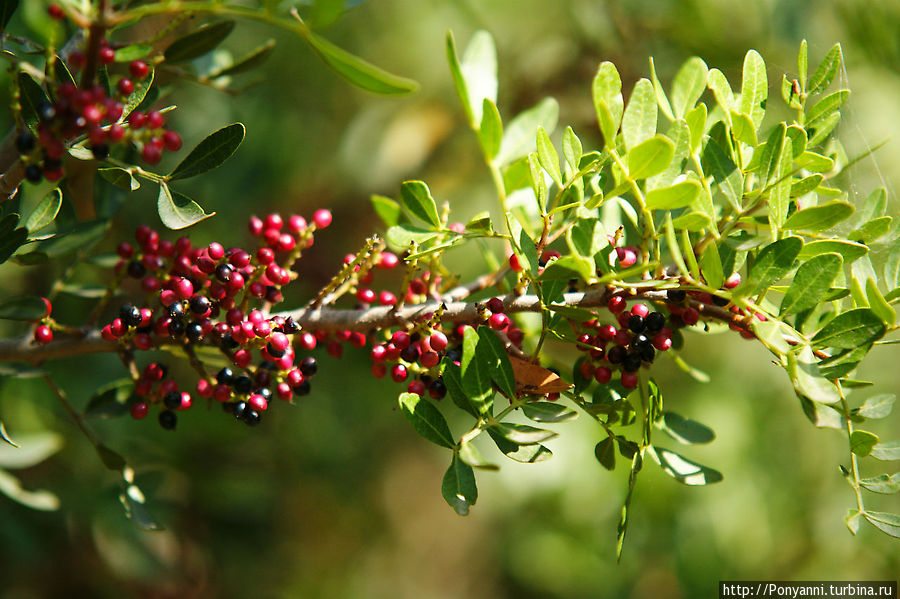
[
  {"x1": 158, "y1": 410, "x2": 177, "y2": 430},
  {"x1": 118, "y1": 304, "x2": 142, "y2": 327},
  {"x1": 428, "y1": 379, "x2": 447, "y2": 400},
  {"x1": 294, "y1": 381, "x2": 311, "y2": 396},
  {"x1": 127, "y1": 260, "x2": 146, "y2": 278},
  {"x1": 299, "y1": 356, "x2": 318, "y2": 376},
  {"x1": 446, "y1": 347, "x2": 462, "y2": 363},
  {"x1": 16, "y1": 132, "x2": 36, "y2": 154},
  {"x1": 637, "y1": 342, "x2": 655, "y2": 362},
  {"x1": 38, "y1": 101, "x2": 56, "y2": 123},
  {"x1": 666, "y1": 289, "x2": 686, "y2": 303},
  {"x1": 215, "y1": 263, "x2": 233, "y2": 282},
  {"x1": 623, "y1": 352, "x2": 642, "y2": 372},
  {"x1": 166, "y1": 301, "x2": 185, "y2": 320},
  {"x1": 233, "y1": 375, "x2": 252, "y2": 394},
  {"x1": 400, "y1": 345, "x2": 420, "y2": 363},
  {"x1": 131, "y1": 402, "x2": 149, "y2": 419},
  {"x1": 711, "y1": 295, "x2": 729, "y2": 307},
  {"x1": 245, "y1": 410, "x2": 261, "y2": 426},
  {"x1": 645, "y1": 311, "x2": 666, "y2": 333},
  {"x1": 43, "y1": 157, "x2": 63, "y2": 171},
  {"x1": 91, "y1": 144, "x2": 109, "y2": 160},
  {"x1": 163, "y1": 391, "x2": 181, "y2": 409},
  {"x1": 265, "y1": 343, "x2": 285, "y2": 359},
  {"x1": 607, "y1": 345, "x2": 626, "y2": 365},
  {"x1": 217, "y1": 367, "x2": 236, "y2": 386},
  {"x1": 627, "y1": 314, "x2": 646, "y2": 334},
  {"x1": 167, "y1": 319, "x2": 185, "y2": 336},
  {"x1": 632, "y1": 333, "x2": 649, "y2": 346},
  {"x1": 25, "y1": 164, "x2": 43, "y2": 183},
  {"x1": 185, "y1": 322, "x2": 204, "y2": 343},
  {"x1": 189, "y1": 295, "x2": 210, "y2": 315},
  {"x1": 282, "y1": 318, "x2": 299, "y2": 334},
  {"x1": 486, "y1": 297, "x2": 504, "y2": 314},
  {"x1": 233, "y1": 401, "x2": 248, "y2": 421}
]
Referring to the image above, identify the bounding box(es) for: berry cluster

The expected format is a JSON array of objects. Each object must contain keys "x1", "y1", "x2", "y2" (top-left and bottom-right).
[
  {"x1": 91, "y1": 211, "x2": 329, "y2": 429},
  {"x1": 16, "y1": 34, "x2": 179, "y2": 183}
]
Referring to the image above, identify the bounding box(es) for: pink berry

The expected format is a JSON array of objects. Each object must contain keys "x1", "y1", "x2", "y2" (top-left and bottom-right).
[
  {"x1": 248, "y1": 394, "x2": 268, "y2": 412},
  {"x1": 391, "y1": 363, "x2": 408, "y2": 383},
  {"x1": 631, "y1": 303, "x2": 650, "y2": 318},
  {"x1": 724, "y1": 273, "x2": 742, "y2": 289},
  {"x1": 313, "y1": 209, "x2": 332, "y2": 228},
  {"x1": 616, "y1": 246, "x2": 638, "y2": 268},
  {"x1": 378, "y1": 290, "x2": 397, "y2": 306},
  {"x1": 173, "y1": 277, "x2": 193, "y2": 299},
  {"x1": 391, "y1": 331, "x2": 411, "y2": 350},
  {"x1": 233, "y1": 348, "x2": 252, "y2": 368},
  {"x1": 356, "y1": 288, "x2": 376, "y2": 304},
  {"x1": 268, "y1": 332, "x2": 290, "y2": 352},
  {"x1": 378, "y1": 252, "x2": 399, "y2": 269},
  {"x1": 489, "y1": 313, "x2": 510, "y2": 331},
  {"x1": 287, "y1": 215, "x2": 307, "y2": 233}
]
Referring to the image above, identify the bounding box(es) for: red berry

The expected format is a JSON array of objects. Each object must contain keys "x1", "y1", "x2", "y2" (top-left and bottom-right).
[
  {"x1": 298, "y1": 332, "x2": 317, "y2": 350},
  {"x1": 371, "y1": 363, "x2": 386, "y2": 379},
  {"x1": 507, "y1": 328, "x2": 525, "y2": 345},
  {"x1": 107, "y1": 124, "x2": 125, "y2": 142},
  {"x1": 428, "y1": 331, "x2": 448, "y2": 352},
  {"x1": 652, "y1": 332, "x2": 673, "y2": 352},
  {"x1": 134, "y1": 333, "x2": 153, "y2": 350},
  {"x1": 486, "y1": 297, "x2": 504, "y2": 314},
  {"x1": 69, "y1": 51, "x2": 86, "y2": 70},
  {"x1": 40, "y1": 297, "x2": 52, "y2": 318},
  {"x1": 327, "y1": 340, "x2": 344, "y2": 358},
  {"x1": 313, "y1": 209, "x2": 332, "y2": 228},
  {"x1": 34, "y1": 325, "x2": 53, "y2": 344},
  {"x1": 130, "y1": 402, "x2": 149, "y2": 419},
  {"x1": 724, "y1": 273, "x2": 742, "y2": 289},
  {"x1": 101, "y1": 325, "x2": 116, "y2": 341},
  {"x1": 117, "y1": 78, "x2": 134, "y2": 96},
  {"x1": 142, "y1": 143, "x2": 161, "y2": 164},
  {"x1": 370, "y1": 345, "x2": 387, "y2": 362},
  {"x1": 356, "y1": 288, "x2": 376, "y2": 304},
  {"x1": 615, "y1": 246, "x2": 638, "y2": 268},
  {"x1": 162, "y1": 130, "x2": 182, "y2": 152},
  {"x1": 391, "y1": 331, "x2": 411, "y2": 349},
  {"x1": 508, "y1": 253, "x2": 522, "y2": 272},
  {"x1": 146, "y1": 111, "x2": 164, "y2": 129},
  {"x1": 488, "y1": 313, "x2": 510, "y2": 331},
  {"x1": 268, "y1": 332, "x2": 290, "y2": 352},
  {"x1": 407, "y1": 380, "x2": 426, "y2": 396},
  {"x1": 256, "y1": 247, "x2": 275, "y2": 264},
  {"x1": 233, "y1": 349, "x2": 252, "y2": 368},
  {"x1": 420, "y1": 351, "x2": 440, "y2": 368},
  {"x1": 173, "y1": 277, "x2": 193, "y2": 299},
  {"x1": 129, "y1": 111, "x2": 147, "y2": 129},
  {"x1": 99, "y1": 47, "x2": 115, "y2": 64},
  {"x1": 47, "y1": 3, "x2": 65, "y2": 19},
  {"x1": 682, "y1": 307, "x2": 700, "y2": 326},
  {"x1": 594, "y1": 366, "x2": 612, "y2": 384},
  {"x1": 130, "y1": 60, "x2": 149, "y2": 79},
  {"x1": 621, "y1": 371, "x2": 639, "y2": 389},
  {"x1": 391, "y1": 364, "x2": 408, "y2": 383},
  {"x1": 196, "y1": 379, "x2": 213, "y2": 398},
  {"x1": 378, "y1": 290, "x2": 397, "y2": 306},
  {"x1": 287, "y1": 214, "x2": 307, "y2": 233},
  {"x1": 631, "y1": 303, "x2": 650, "y2": 318},
  {"x1": 264, "y1": 213, "x2": 284, "y2": 230},
  {"x1": 378, "y1": 252, "x2": 399, "y2": 269},
  {"x1": 596, "y1": 325, "x2": 616, "y2": 342},
  {"x1": 607, "y1": 295, "x2": 626, "y2": 313}
]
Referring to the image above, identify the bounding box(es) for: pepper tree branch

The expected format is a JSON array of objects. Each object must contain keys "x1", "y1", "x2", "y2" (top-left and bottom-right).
[{"x1": 0, "y1": 286, "x2": 752, "y2": 365}]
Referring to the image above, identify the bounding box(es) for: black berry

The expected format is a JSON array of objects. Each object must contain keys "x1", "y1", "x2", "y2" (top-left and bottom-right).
[
  {"x1": 666, "y1": 289, "x2": 686, "y2": 303},
  {"x1": 233, "y1": 400, "x2": 248, "y2": 420},
  {"x1": 299, "y1": 356, "x2": 317, "y2": 376},
  {"x1": 607, "y1": 345, "x2": 626, "y2": 364},
  {"x1": 126, "y1": 260, "x2": 146, "y2": 278},
  {"x1": 245, "y1": 409, "x2": 261, "y2": 426},
  {"x1": 189, "y1": 295, "x2": 210, "y2": 315},
  {"x1": 185, "y1": 322, "x2": 204, "y2": 343},
  {"x1": 623, "y1": 352, "x2": 642, "y2": 372},
  {"x1": 645, "y1": 312, "x2": 665, "y2": 333},
  {"x1": 91, "y1": 144, "x2": 109, "y2": 160},
  {"x1": 119, "y1": 304, "x2": 142, "y2": 327},
  {"x1": 234, "y1": 375, "x2": 253, "y2": 394},
  {"x1": 24, "y1": 164, "x2": 43, "y2": 183},
  {"x1": 163, "y1": 391, "x2": 181, "y2": 409},
  {"x1": 215, "y1": 264, "x2": 233, "y2": 282},
  {"x1": 294, "y1": 380, "x2": 311, "y2": 396},
  {"x1": 15, "y1": 132, "x2": 36, "y2": 154},
  {"x1": 217, "y1": 367, "x2": 236, "y2": 386},
  {"x1": 158, "y1": 410, "x2": 177, "y2": 430},
  {"x1": 627, "y1": 314, "x2": 645, "y2": 333}
]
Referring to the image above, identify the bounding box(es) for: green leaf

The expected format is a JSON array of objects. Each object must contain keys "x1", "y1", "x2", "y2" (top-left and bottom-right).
[
  {"x1": 24, "y1": 188, "x2": 61, "y2": 233},
  {"x1": 441, "y1": 454, "x2": 477, "y2": 516},
  {"x1": 645, "y1": 180, "x2": 700, "y2": 210},
  {"x1": 794, "y1": 151, "x2": 834, "y2": 173},
  {"x1": 114, "y1": 43, "x2": 153, "y2": 62},
  {"x1": 99, "y1": 167, "x2": 140, "y2": 191},
  {"x1": 798, "y1": 240, "x2": 867, "y2": 263},
  {"x1": 487, "y1": 422, "x2": 557, "y2": 446},
  {"x1": 527, "y1": 153, "x2": 547, "y2": 213},
  {"x1": 119, "y1": 483, "x2": 164, "y2": 531},
  {"x1": 0, "y1": 469, "x2": 59, "y2": 511},
  {"x1": 857, "y1": 394, "x2": 896, "y2": 419},
  {"x1": 477, "y1": 98, "x2": 502, "y2": 160},
  {"x1": 798, "y1": 39, "x2": 808, "y2": 90},
  {"x1": 850, "y1": 217, "x2": 892, "y2": 243},
  {"x1": 648, "y1": 446, "x2": 722, "y2": 485},
  {"x1": 522, "y1": 402, "x2": 578, "y2": 423},
  {"x1": 17, "y1": 72, "x2": 49, "y2": 128},
  {"x1": 85, "y1": 379, "x2": 134, "y2": 419},
  {"x1": 730, "y1": 110, "x2": 758, "y2": 146},
  {"x1": 399, "y1": 180, "x2": 441, "y2": 228},
  {"x1": 664, "y1": 212, "x2": 688, "y2": 277},
  {"x1": 649, "y1": 57, "x2": 674, "y2": 121},
  {"x1": 0, "y1": 432, "x2": 62, "y2": 469},
  {"x1": 594, "y1": 437, "x2": 616, "y2": 470},
  {"x1": 487, "y1": 428, "x2": 554, "y2": 463},
  {"x1": 622, "y1": 79, "x2": 657, "y2": 151},
  {"x1": 699, "y1": 243, "x2": 724, "y2": 289},
  {"x1": 0, "y1": 0, "x2": 19, "y2": 32},
  {"x1": 701, "y1": 136, "x2": 743, "y2": 212},
  {"x1": 370, "y1": 194, "x2": 401, "y2": 228},
  {"x1": 157, "y1": 185, "x2": 215, "y2": 230},
  {"x1": 784, "y1": 125, "x2": 808, "y2": 158},
  {"x1": 562, "y1": 126, "x2": 583, "y2": 175},
  {"x1": 385, "y1": 224, "x2": 439, "y2": 251},
  {"x1": 464, "y1": 211, "x2": 492, "y2": 235},
  {"x1": 626, "y1": 134, "x2": 674, "y2": 180},
  {"x1": 460, "y1": 327, "x2": 493, "y2": 415},
  {"x1": 95, "y1": 444, "x2": 126, "y2": 472},
  {"x1": 656, "y1": 412, "x2": 715, "y2": 445},
  {"x1": 167, "y1": 123, "x2": 245, "y2": 181},
  {"x1": 850, "y1": 430, "x2": 879, "y2": 457},
  {"x1": 535, "y1": 126, "x2": 562, "y2": 187},
  {"x1": 476, "y1": 326, "x2": 516, "y2": 400},
  {"x1": 859, "y1": 187, "x2": 887, "y2": 222},
  {"x1": 707, "y1": 68, "x2": 734, "y2": 115},
  {"x1": 807, "y1": 111, "x2": 841, "y2": 147},
  {"x1": 164, "y1": 20, "x2": 235, "y2": 63},
  {"x1": 742, "y1": 236, "x2": 802, "y2": 296},
  {"x1": 739, "y1": 50, "x2": 767, "y2": 129},
  {"x1": 457, "y1": 440, "x2": 498, "y2": 471},
  {"x1": 671, "y1": 57, "x2": 708, "y2": 119},
  {"x1": 0, "y1": 296, "x2": 47, "y2": 321},
  {"x1": 21, "y1": 219, "x2": 107, "y2": 259},
  {"x1": 783, "y1": 201, "x2": 855, "y2": 231},
  {"x1": 787, "y1": 345, "x2": 841, "y2": 404},
  {"x1": 592, "y1": 61, "x2": 624, "y2": 148},
  {"x1": 685, "y1": 104, "x2": 707, "y2": 152},
  {"x1": 449, "y1": 30, "x2": 496, "y2": 126},
  {"x1": 121, "y1": 67, "x2": 154, "y2": 120},
  {"x1": 516, "y1": 228, "x2": 540, "y2": 276},
  {"x1": 768, "y1": 138, "x2": 793, "y2": 230},
  {"x1": 866, "y1": 278, "x2": 896, "y2": 325},
  {"x1": 807, "y1": 89, "x2": 850, "y2": 124},
  {"x1": 871, "y1": 441, "x2": 900, "y2": 461},
  {"x1": 539, "y1": 255, "x2": 594, "y2": 283},
  {"x1": 780, "y1": 253, "x2": 842, "y2": 315},
  {"x1": 496, "y1": 97, "x2": 559, "y2": 166},
  {"x1": 811, "y1": 308, "x2": 886, "y2": 350},
  {"x1": 210, "y1": 39, "x2": 276, "y2": 77},
  {"x1": 859, "y1": 473, "x2": 900, "y2": 494},
  {"x1": 846, "y1": 509, "x2": 861, "y2": 535},
  {"x1": 397, "y1": 392, "x2": 454, "y2": 449},
  {"x1": 791, "y1": 174, "x2": 824, "y2": 197},
  {"x1": 568, "y1": 218, "x2": 606, "y2": 258},
  {"x1": 441, "y1": 360, "x2": 476, "y2": 417},
  {"x1": 808, "y1": 43, "x2": 842, "y2": 95}
]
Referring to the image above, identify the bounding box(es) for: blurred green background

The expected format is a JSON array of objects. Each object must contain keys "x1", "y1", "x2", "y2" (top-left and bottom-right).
[{"x1": 1, "y1": 0, "x2": 899, "y2": 597}]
